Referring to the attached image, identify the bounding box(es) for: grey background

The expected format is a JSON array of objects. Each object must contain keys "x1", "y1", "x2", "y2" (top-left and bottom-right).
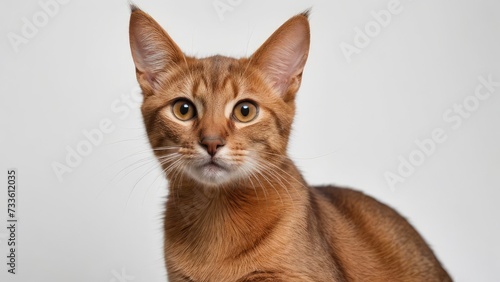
[{"x1": 1, "y1": 0, "x2": 499, "y2": 281}]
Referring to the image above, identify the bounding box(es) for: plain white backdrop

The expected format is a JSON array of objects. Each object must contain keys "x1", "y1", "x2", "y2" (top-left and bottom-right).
[{"x1": 1, "y1": 0, "x2": 499, "y2": 281}]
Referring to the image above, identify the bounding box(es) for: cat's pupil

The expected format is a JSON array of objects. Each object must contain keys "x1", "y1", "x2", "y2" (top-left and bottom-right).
[
  {"x1": 241, "y1": 105, "x2": 250, "y2": 116},
  {"x1": 180, "y1": 104, "x2": 189, "y2": 115}
]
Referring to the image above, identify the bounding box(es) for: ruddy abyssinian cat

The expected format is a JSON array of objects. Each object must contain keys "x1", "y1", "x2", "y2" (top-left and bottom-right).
[{"x1": 129, "y1": 6, "x2": 451, "y2": 282}]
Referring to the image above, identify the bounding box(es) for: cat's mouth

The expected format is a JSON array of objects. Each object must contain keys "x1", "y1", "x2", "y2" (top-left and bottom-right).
[{"x1": 202, "y1": 160, "x2": 226, "y2": 171}]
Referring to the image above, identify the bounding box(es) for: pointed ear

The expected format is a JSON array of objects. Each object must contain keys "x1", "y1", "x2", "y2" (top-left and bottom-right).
[
  {"x1": 129, "y1": 7, "x2": 184, "y2": 91},
  {"x1": 250, "y1": 11, "x2": 310, "y2": 100}
]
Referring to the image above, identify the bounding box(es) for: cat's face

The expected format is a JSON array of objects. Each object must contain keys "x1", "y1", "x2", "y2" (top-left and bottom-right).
[
  {"x1": 129, "y1": 8, "x2": 309, "y2": 187},
  {"x1": 138, "y1": 56, "x2": 295, "y2": 186}
]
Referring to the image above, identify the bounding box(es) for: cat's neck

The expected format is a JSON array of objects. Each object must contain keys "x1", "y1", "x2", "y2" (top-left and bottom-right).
[
  {"x1": 163, "y1": 158, "x2": 309, "y2": 261},
  {"x1": 164, "y1": 158, "x2": 307, "y2": 210}
]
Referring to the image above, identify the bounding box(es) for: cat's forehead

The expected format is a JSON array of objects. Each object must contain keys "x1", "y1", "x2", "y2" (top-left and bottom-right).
[
  {"x1": 188, "y1": 55, "x2": 247, "y2": 100},
  {"x1": 199, "y1": 55, "x2": 240, "y2": 72},
  {"x1": 195, "y1": 55, "x2": 243, "y2": 84}
]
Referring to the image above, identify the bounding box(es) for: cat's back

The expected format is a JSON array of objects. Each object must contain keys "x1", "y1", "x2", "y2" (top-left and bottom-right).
[
  {"x1": 309, "y1": 185, "x2": 452, "y2": 281},
  {"x1": 311, "y1": 185, "x2": 413, "y2": 232}
]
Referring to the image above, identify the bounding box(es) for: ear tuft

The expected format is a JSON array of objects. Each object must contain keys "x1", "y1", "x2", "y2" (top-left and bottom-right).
[
  {"x1": 300, "y1": 8, "x2": 312, "y2": 19},
  {"x1": 129, "y1": 2, "x2": 140, "y2": 13}
]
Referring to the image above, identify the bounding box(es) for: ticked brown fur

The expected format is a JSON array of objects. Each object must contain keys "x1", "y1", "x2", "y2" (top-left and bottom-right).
[{"x1": 129, "y1": 6, "x2": 451, "y2": 282}]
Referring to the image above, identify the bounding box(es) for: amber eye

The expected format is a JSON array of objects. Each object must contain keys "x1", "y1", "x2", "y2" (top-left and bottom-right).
[
  {"x1": 172, "y1": 99, "x2": 196, "y2": 121},
  {"x1": 233, "y1": 101, "x2": 258, "y2": 123}
]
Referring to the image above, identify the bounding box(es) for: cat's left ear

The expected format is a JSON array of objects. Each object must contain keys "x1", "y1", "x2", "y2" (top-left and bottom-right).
[{"x1": 250, "y1": 11, "x2": 310, "y2": 101}]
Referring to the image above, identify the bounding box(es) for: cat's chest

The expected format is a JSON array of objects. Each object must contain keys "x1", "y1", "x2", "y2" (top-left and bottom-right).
[
  {"x1": 164, "y1": 228, "x2": 336, "y2": 282},
  {"x1": 165, "y1": 227, "x2": 280, "y2": 281},
  {"x1": 165, "y1": 254, "x2": 322, "y2": 282},
  {"x1": 163, "y1": 187, "x2": 332, "y2": 281}
]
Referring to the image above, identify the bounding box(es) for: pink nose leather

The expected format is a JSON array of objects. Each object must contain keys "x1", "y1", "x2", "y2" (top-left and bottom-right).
[{"x1": 200, "y1": 137, "x2": 225, "y2": 156}]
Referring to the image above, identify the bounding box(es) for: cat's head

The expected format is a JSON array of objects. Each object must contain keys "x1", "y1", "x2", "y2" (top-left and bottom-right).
[{"x1": 129, "y1": 7, "x2": 310, "y2": 187}]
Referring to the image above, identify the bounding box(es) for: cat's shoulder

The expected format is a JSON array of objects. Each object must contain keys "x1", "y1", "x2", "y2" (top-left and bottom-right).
[{"x1": 309, "y1": 185, "x2": 406, "y2": 222}]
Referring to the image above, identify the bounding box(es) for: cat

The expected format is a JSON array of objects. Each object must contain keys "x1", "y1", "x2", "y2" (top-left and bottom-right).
[{"x1": 128, "y1": 5, "x2": 452, "y2": 282}]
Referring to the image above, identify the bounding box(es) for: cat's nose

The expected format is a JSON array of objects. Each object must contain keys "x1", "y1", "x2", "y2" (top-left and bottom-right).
[{"x1": 200, "y1": 137, "x2": 225, "y2": 157}]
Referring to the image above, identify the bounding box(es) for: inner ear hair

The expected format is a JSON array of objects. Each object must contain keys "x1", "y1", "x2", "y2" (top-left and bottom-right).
[
  {"x1": 249, "y1": 12, "x2": 311, "y2": 100},
  {"x1": 129, "y1": 8, "x2": 185, "y2": 91}
]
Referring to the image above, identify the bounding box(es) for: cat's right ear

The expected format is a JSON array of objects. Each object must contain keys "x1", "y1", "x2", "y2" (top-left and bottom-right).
[{"x1": 129, "y1": 6, "x2": 184, "y2": 93}]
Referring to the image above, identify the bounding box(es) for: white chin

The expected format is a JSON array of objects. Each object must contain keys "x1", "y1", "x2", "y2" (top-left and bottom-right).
[{"x1": 188, "y1": 164, "x2": 234, "y2": 186}]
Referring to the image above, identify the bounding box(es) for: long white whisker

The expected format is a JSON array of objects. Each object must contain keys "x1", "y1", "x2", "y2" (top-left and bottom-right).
[
  {"x1": 246, "y1": 165, "x2": 268, "y2": 207},
  {"x1": 247, "y1": 148, "x2": 343, "y2": 161},
  {"x1": 145, "y1": 156, "x2": 184, "y2": 207},
  {"x1": 255, "y1": 162, "x2": 293, "y2": 202},
  {"x1": 111, "y1": 156, "x2": 158, "y2": 183},
  {"x1": 140, "y1": 154, "x2": 182, "y2": 207},
  {"x1": 103, "y1": 136, "x2": 148, "y2": 145},
  {"x1": 239, "y1": 165, "x2": 259, "y2": 201},
  {"x1": 116, "y1": 152, "x2": 180, "y2": 182},
  {"x1": 249, "y1": 160, "x2": 283, "y2": 205},
  {"x1": 125, "y1": 153, "x2": 181, "y2": 208},
  {"x1": 260, "y1": 161, "x2": 307, "y2": 197}
]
